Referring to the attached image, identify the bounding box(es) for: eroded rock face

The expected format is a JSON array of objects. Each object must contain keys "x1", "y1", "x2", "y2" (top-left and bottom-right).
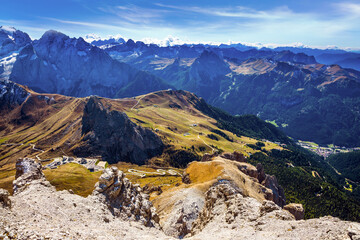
[
  {"x1": 74, "y1": 97, "x2": 164, "y2": 164},
  {"x1": 262, "y1": 175, "x2": 286, "y2": 207},
  {"x1": 191, "y1": 181, "x2": 294, "y2": 236},
  {"x1": 92, "y1": 167, "x2": 159, "y2": 227},
  {"x1": 161, "y1": 188, "x2": 204, "y2": 238},
  {"x1": 0, "y1": 189, "x2": 11, "y2": 208},
  {"x1": 256, "y1": 163, "x2": 286, "y2": 207},
  {"x1": 13, "y1": 158, "x2": 48, "y2": 194},
  {"x1": 284, "y1": 203, "x2": 305, "y2": 220},
  {"x1": 221, "y1": 151, "x2": 246, "y2": 162}
]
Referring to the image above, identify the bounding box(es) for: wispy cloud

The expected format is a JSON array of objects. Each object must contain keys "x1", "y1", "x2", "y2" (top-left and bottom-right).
[
  {"x1": 42, "y1": 17, "x2": 132, "y2": 32},
  {"x1": 98, "y1": 5, "x2": 169, "y2": 24},
  {"x1": 335, "y1": 2, "x2": 360, "y2": 18},
  {"x1": 155, "y1": 3, "x2": 294, "y2": 20},
  {"x1": 2, "y1": 1, "x2": 360, "y2": 48}
]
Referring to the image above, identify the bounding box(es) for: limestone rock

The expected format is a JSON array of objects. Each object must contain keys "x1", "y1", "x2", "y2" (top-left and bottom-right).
[
  {"x1": 284, "y1": 203, "x2": 305, "y2": 220},
  {"x1": 143, "y1": 184, "x2": 163, "y2": 195},
  {"x1": 160, "y1": 188, "x2": 204, "y2": 238},
  {"x1": 13, "y1": 158, "x2": 48, "y2": 194},
  {"x1": 262, "y1": 174, "x2": 286, "y2": 207},
  {"x1": 221, "y1": 151, "x2": 246, "y2": 162},
  {"x1": 237, "y1": 162, "x2": 258, "y2": 179},
  {"x1": 0, "y1": 157, "x2": 360, "y2": 239},
  {"x1": 255, "y1": 163, "x2": 286, "y2": 207},
  {"x1": 92, "y1": 166, "x2": 159, "y2": 227},
  {"x1": 0, "y1": 189, "x2": 11, "y2": 208},
  {"x1": 182, "y1": 173, "x2": 191, "y2": 184},
  {"x1": 201, "y1": 153, "x2": 213, "y2": 162},
  {"x1": 256, "y1": 163, "x2": 266, "y2": 183}
]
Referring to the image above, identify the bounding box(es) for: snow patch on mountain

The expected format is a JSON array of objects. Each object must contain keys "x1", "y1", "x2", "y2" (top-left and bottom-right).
[
  {"x1": 0, "y1": 52, "x2": 19, "y2": 79},
  {"x1": 0, "y1": 26, "x2": 16, "y2": 35}
]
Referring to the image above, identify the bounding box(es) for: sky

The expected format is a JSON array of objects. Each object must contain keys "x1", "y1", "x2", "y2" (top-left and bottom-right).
[{"x1": 1, "y1": 0, "x2": 360, "y2": 49}]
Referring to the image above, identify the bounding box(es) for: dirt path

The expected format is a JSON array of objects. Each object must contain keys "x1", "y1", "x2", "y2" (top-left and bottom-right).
[{"x1": 131, "y1": 95, "x2": 146, "y2": 110}]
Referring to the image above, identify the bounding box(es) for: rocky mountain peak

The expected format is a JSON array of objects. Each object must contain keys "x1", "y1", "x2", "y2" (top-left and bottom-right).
[
  {"x1": 0, "y1": 26, "x2": 31, "y2": 57},
  {"x1": 40, "y1": 30, "x2": 68, "y2": 42},
  {"x1": 126, "y1": 38, "x2": 136, "y2": 47},
  {"x1": 198, "y1": 49, "x2": 221, "y2": 61},
  {"x1": 0, "y1": 79, "x2": 30, "y2": 108},
  {"x1": 90, "y1": 36, "x2": 126, "y2": 47},
  {"x1": 75, "y1": 96, "x2": 164, "y2": 164}
]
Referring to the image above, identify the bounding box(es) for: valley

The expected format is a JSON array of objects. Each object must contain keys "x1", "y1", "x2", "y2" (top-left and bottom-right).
[
  {"x1": 296, "y1": 140, "x2": 360, "y2": 158},
  {"x1": 1, "y1": 23, "x2": 360, "y2": 239}
]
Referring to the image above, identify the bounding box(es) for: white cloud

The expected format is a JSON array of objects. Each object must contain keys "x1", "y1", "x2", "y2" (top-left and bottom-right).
[
  {"x1": 98, "y1": 5, "x2": 169, "y2": 24},
  {"x1": 336, "y1": 2, "x2": 360, "y2": 17},
  {"x1": 155, "y1": 3, "x2": 294, "y2": 20}
]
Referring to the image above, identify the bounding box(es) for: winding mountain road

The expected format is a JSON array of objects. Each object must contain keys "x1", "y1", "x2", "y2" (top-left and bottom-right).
[{"x1": 131, "y1": 95, "x2": 146, "y2": 110}]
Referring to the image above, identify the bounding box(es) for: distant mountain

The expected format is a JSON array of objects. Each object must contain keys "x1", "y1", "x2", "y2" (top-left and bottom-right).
[
  {"x1": 271, "y1": 46, "x2": 360, "y2": 71},
  {"x1": 3, "y1": 27, "x2": 360, "y2": 147},
  {"x1": 0, "y1": 26, "x2": 31, "y2": 56},
  {"x1": 0, "y1": 26, "x2": 32, "y2": 79},
  {"x1": 90, "y1": 36, "x2": 126, "y2": 48},
  {"x1": 103, "y1": 41, "x2": 360, "y2": 147},
  {"x1": 4, "y1": 29, "x2": 171, "y2": 98}
]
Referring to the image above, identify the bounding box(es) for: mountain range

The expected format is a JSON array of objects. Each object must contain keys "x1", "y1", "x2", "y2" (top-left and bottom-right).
[
  {"x1": 0, "y1": 27, "x2": 170, "y2": 98},
  {"x1": 2, "y1": 26, "x2": 360, "y2": 147},
  {"x1": 2, "y1": 26, "x2": 360, "y2": 238},
  {"x1": 98, "y1": 37, "x2": 360, "y2": 147}
]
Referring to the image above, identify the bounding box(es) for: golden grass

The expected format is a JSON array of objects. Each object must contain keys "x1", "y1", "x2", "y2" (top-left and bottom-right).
[
  {"x1": 0, "y1": 90, "x2": 285, "y2": 200},
  {"x1": 0, "y1": 168, "x2": 15, "y2": 194},
  {"x1": 186, "y1": 161, "x2": 224, "y2": 184},
  {"x1": 112, "y1": 161, "x2": 183, "y2": 199},
  {"x1": 43, "y1": 163, "x2": 102, "y2": 197}
]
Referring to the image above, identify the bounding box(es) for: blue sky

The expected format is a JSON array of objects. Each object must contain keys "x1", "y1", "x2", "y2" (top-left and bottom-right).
[{"x1": 1, "y1": 0, "x2": 360, "y2": 48}]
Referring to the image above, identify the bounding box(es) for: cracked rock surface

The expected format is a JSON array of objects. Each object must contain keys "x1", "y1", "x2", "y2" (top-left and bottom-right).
[{"x1": 1, "y1": 158, "x2": 360, "y2": 240}]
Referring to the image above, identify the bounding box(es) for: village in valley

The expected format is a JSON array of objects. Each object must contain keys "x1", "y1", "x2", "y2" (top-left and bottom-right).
[{"x1": 296, "y1": 140, "x2": 360, "y2": 159}]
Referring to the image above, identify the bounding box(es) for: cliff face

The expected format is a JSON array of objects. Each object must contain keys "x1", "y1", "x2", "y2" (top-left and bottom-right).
[
  {"x1": 74, "y1": 96, "x2": 164, "y2": 164},
  {"x1": 8, "y1": 30, "x2": 171, "y2": 98},
  {"x1": 0, "y1": 79, "x2": 29, "y2": 108}
]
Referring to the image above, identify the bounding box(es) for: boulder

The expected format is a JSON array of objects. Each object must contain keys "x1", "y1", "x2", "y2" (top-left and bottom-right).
[
  {"x1": 182, "y1": 173, "x2": 191, "y2": 184},
  {"x1": 237, "y1": 163, "x2": 258, "y2": 179},
  {"x1": 284, "y1": 203, "x2": 305, "y2": 220},
  {"x1": 0, "y1": 188, "x2": 11, "y2": 208},
  {"x1": 221, "y1": 151, "x2": 246, "y2": 162}
]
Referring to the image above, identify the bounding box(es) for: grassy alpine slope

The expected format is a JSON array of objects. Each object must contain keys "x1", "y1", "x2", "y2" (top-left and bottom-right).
[{"x1": 0, "y1": 85, "x2": 360, "y2": 222}]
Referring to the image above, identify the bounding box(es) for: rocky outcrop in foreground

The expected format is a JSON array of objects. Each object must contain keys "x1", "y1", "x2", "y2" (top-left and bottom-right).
[
  {"x1": 0, "y1": 158, "x2": 165, "y2": 239},
  {"x1": 75, "y1": 97, "x2": 164, "y2": 164},
  {"x1": 13, "y1": 158, "x2": 49, "y2": 194},
  {"x1": 190, "y1": 180, "x2": 360, "y2": 240},
  {"x1": 1, "y1": 158, "x2": 360, "y2": 239},
  {"x1": 92, "y1": 166, "x2": 159, "y2": 227}
]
